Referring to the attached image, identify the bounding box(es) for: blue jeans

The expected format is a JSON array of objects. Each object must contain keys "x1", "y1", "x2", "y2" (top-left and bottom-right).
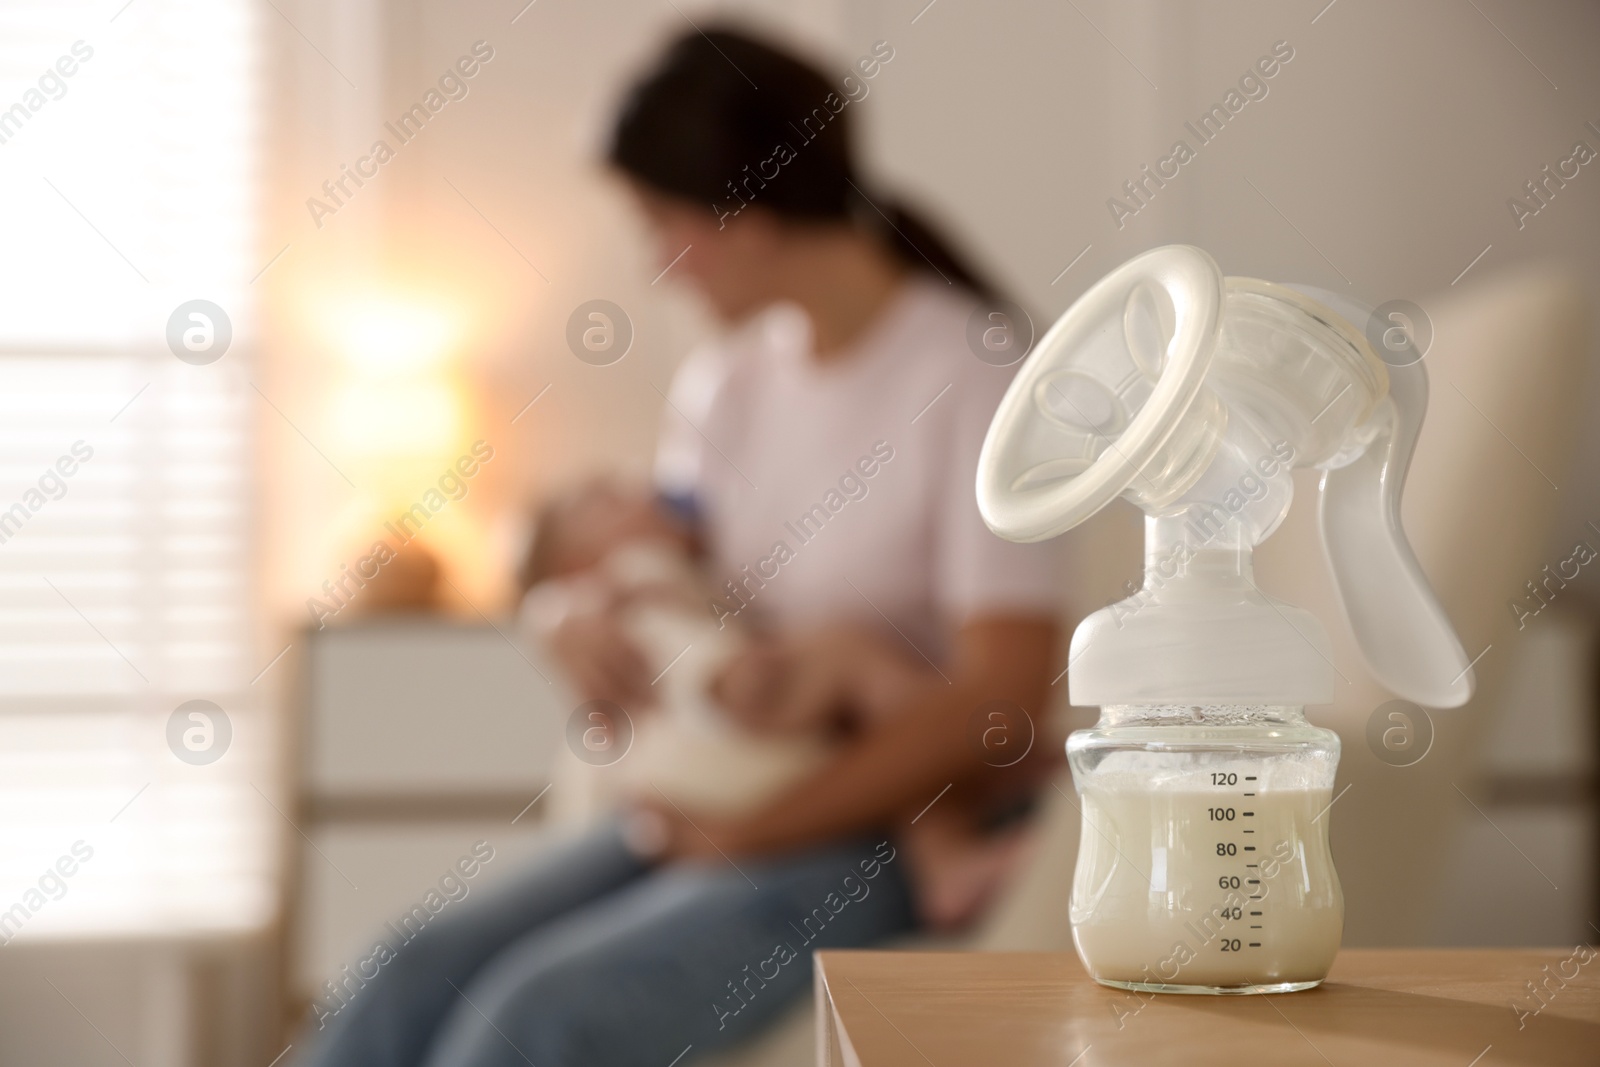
[{"x1": 297, "y1": 822, "x2": 916, "y2": 1066}]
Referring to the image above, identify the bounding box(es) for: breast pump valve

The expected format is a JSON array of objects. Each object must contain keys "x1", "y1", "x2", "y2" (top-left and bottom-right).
[{"x1": 977, "y1": 244, "x2": 1474, "y2": 994}]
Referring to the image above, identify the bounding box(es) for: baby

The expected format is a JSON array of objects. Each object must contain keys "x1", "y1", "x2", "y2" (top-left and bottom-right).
[
  {"x1": 518, "y1": 478, "x2": 829, "y2": 818},
  {"x1": 519, "y1": 477, "x2": 1034, "y2": 927}
]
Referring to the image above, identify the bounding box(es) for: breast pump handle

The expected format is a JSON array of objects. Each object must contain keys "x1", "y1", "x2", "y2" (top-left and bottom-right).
[{"x1": 1318, "y1": 357, "x2": 1475, "y2": 708}]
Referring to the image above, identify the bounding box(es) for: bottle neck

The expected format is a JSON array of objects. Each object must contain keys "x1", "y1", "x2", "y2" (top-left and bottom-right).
[{"x1": 1097, "y1": 704, "x2": 1309, "y2": 729}]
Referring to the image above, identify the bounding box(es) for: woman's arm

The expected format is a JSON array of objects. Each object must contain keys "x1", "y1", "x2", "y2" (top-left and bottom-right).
[{"x1": 650, "y1": 613, "x2": 1060, "y2": 860}]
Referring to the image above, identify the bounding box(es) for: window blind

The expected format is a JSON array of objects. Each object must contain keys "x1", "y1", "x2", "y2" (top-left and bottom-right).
[{"x1": 0, "y1": 0, "x2": 272, "y2": 938}]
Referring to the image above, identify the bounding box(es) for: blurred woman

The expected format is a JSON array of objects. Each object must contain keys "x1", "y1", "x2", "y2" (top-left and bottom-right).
[{"x1": 300, "y1": 26, "x2": 1063, "y2": 1067}]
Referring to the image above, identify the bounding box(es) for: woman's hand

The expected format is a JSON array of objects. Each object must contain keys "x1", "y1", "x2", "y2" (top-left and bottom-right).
[
  {"x1": 713, "y1": 620, "x2": 928, "y2": 739},
  {"x1": 713, "y1": 625, "x2": 890, "y2": 735},
  {"x1": 542, "y1": 588, "x2": 653, "y2": 707},
  {"x1": 711, "y1": 637, "x2": 805, "y2": 734}
]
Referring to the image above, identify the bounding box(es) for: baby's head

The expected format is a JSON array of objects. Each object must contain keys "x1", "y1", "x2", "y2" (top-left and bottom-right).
[{"x1": 519, "y1": 477, "x2": 692, "y2": 589}]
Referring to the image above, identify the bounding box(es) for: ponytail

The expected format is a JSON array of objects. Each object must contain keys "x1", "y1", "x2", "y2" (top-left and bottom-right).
[{"x1": 850, "y1": 189, "x2": 1005, "y2": 305}]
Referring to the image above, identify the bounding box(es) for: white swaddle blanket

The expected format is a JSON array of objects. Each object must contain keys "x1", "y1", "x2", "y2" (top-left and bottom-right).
[{"x1": 525, "y1": 543, "x2": 827, "y2": 820}]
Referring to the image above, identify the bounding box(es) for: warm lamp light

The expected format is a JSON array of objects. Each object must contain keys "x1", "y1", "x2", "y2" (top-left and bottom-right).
[
  {"x1": 328, "y1": 381, "x2": 465, "y2": 461},
  {"x1": 332, "y1": 295, "x2": 461, "y2": 376}
]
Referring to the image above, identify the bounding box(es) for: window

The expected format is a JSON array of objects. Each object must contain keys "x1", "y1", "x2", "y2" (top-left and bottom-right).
[{"x1": 0, "y1": 0, "x2": 271, "y2": 938}]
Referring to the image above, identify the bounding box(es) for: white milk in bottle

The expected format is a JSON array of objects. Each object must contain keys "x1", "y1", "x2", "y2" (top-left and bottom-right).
[{"x1": 1069, "y1": 755, "x2": 1343, "y2": 991}]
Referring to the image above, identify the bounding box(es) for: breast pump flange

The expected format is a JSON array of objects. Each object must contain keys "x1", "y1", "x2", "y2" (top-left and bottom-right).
[{"x1": 976, "y1": 245, "x2": 1474, "y2": 994}]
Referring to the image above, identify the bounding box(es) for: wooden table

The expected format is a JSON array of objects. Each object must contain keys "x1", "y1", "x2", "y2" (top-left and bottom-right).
[{"x1": 815, "y1": 949, "x2": 1600, "y2": 1066}]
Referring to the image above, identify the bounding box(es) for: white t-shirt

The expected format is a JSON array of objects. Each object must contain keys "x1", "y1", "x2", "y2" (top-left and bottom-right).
[{"x1": 655, "y1": 276, "x2": 1065, "y2": 662}]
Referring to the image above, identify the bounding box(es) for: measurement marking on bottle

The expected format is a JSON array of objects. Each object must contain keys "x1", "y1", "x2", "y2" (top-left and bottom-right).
[
  {"x1": 1242, "y1": 811, "x2": 1254, "y2": 816},
  {"x1": 1244, "y1": 846, "x2": 1256, "y2": 851},
  {"x1": 1247, "y1": 879, "x2": 1260, "y2": 884},
  {"x1": 1245, "y1": 777, "x2": 1257, "y2": 781},
  {"x1": 1243, "y1": 792, "x2": 1256, "y2": 797},
  {"x1": 1248, "y1": 942, "x2": 1261, "y2": 948},
  {"x1": 1249, "y1": 894, "x2": 1262, "y2": 899},
  {"x1": 1250, "y1": 925, "x2": 1262, "y2": 929},
  {"x1": 1243, "y1": 829, "x2": 1255, "y2": 833},
  {"x1": 1250, "y1": 911, "x2": 1261, "y2": 916}
]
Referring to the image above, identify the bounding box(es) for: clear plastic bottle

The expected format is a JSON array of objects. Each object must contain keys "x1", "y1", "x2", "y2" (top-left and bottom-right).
[{"x1": 1066, "y1": 704, "x2": 1343, "y2": 994}]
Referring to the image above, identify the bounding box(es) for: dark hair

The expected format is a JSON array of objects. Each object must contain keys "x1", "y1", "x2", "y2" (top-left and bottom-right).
[{"x1": 607, "y1": 27, "x2": 1003, "y2": 303}]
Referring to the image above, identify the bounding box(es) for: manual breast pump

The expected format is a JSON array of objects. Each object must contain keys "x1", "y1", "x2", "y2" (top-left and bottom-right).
[{"x1": 976, "y1": 244, "x2": 1475, "y2": 993}]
